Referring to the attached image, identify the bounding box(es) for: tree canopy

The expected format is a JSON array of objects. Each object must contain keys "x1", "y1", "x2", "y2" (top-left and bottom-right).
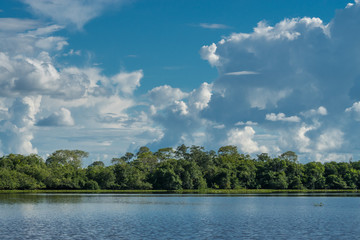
[{"x1": 0, "y1": 146, "x2": 359, "y2": 190}]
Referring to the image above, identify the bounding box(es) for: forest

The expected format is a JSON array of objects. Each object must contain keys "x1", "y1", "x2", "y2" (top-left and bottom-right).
[{"x1": 0, "y1": 145, "x2": 359, "y2": 190}]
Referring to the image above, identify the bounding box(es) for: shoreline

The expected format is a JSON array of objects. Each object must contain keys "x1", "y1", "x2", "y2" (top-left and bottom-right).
[{"x1": 1, "y1": 189, "x2": 359, "y2": 194}]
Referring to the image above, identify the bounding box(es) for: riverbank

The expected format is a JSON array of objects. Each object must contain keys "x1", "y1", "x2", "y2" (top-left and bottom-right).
[{"x1": 1, "y1": 189, "x2": 359, "y2": 194}]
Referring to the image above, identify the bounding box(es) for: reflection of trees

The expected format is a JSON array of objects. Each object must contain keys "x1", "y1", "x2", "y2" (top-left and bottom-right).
[{"x1": 0, "y1": 194, "x2": 84, "y2": 204}]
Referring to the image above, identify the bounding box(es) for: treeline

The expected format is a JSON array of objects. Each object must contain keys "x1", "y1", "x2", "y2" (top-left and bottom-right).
[{"x1": 0, "y1": 145, "x2": 359, "y2": 190}]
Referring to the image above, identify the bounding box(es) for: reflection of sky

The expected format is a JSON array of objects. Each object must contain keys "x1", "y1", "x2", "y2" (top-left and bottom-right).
[{"x1": 1, "y1": 194, "x2": 360, "y2": 239}]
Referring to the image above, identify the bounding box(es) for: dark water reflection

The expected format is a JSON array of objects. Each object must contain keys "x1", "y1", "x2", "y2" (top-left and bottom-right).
[{"x1": 1, "y1": 193, "x2": 360, "y2": 239}]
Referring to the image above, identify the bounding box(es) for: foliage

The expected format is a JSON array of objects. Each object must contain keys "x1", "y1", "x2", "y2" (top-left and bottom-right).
[{"x1": 1, "y1": 146, "x2": 360, "y2": 190}]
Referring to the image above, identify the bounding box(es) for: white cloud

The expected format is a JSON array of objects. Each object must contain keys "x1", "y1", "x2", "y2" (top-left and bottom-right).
[
  {"x1": 345, "y1": 102, "x2": 360, "y2": 112},
  {"x1": 301, "y1": 106, "x2": 328, "y2": 118},
  {"x1": 63, "y1": 49, "x2": 81, "y2": 56},
  {"x1": 112, "y1": 70, "x2": 143, "y2": 95},
  {"x1": 199, "y1": 23, "x2": 230, "y2": 29},
  {"x1": 0, "y1": 18, "x2": 149, "y2": 155},
  {"x1": 36, "y1": 107, "x2": 74, "y2": 126},
  {"x1": 266, "y1": 112, "x2": 301, "y2": 122},
  {"x1": 188, "y1": 82, "x2": 213, "y2": 110},
  {"x1": 345, "y1": 102, "x2": 360, "y2": 121},
  {"x1": 225, "y1": 71, "x2": 259, "y2": 76},
  {"x1": 200, "y1": 43, "x2": 220, "y2": 67},
  {"x1": 235, "y1": 121, "x2": 258, "y2": 126},
  {"x1": 0, "y1": 96, "x2": 41, "y2": 154},
  {"x1": 35, "y1": 36, "x2": 68, "y2": 50},
  {"x1": 316, "y1": 129, "x2": 344, "y2": 151},
  {"x1": 278, "y1": 123, "x2": 318, "y2": 153},
  {"x1": 188, "y1": 5, "x2": 360, "y2": 161},
  {"x1": 0, "y1": 52, "x2": 98, "y2": 99},
  {"x1": 26, "y1": 25, "x2": 65, "y2": 36},
  {"x1": 147, "y1": 85, "x2": 188, "y2": 109},
  {"x1": 0, "y1": 19, "x2": 66, "y2": 55},
  {"x1": 0, "y1": 18, "x2": 39, "y2": 32},
  {"x1": 22, "y1": 0, "x2": 131, "y2": 29},
  {"x1": 248, "y1": 88, "x2": 292, "y2": 110},
  {"x1": 227, "y1": 127, "x2": 268, "y2": 154},
  {"x1": 314, "y1": 153, "x2": 352, "y2": 163},
  {"x1": 225, "y1": 17, "x2": 328, "y2": 43},
  {"x1": 147, "y1": 82, "x2": 215, "y2": 149},
  {"x1": 173, "y1": 101, "x2": 189, "y2": 116},
  {"x1": 213, "y1": 124, "x2": 225, "y2": 129},
  {"x1": 3, "y1": 0, "x2": 360, "y2": 164}
]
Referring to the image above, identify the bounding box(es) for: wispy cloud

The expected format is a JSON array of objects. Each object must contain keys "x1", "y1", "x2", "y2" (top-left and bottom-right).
[
  {"x1": 225, "y1": 71, "x2": 259, "y2": 76},
  {"x1": 0, "y1": 18, "x2": 39, "y2": 32},
  {"x1": 22, "y1": 0, "x2": 132, "y2": 29},
  {"x1": 199, "y1": 23, "x2": 230, "y2": 29}
]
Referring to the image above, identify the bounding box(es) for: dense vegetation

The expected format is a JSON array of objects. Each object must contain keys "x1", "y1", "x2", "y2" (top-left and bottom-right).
[{"x1": 1, "y1": 145, "x2": 359, "y2": 190}]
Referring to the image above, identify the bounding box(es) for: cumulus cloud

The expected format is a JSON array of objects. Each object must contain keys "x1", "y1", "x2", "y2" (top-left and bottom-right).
[
  {"x1": 183, "y1": 3, "x2": 360, "y2": 161},
  {"x1": 227, "y1": 127, "x2": 268, "y2": 154},
  {"x1": 200, "y1": 43, "x2": 220, "y2": 67},
  {"x1": 345, "y1": 102, "x2": 360, "y2": 113},
  {"x1": 147, "y1": 82, "x2": 215, "y2": 149},
  {"x1": 0, "y1": 96, "x2": 41, "y2": 154},
  {"x1": 147, "y1": 85, "x2": 188, "y2": 110},
  {"x1": 0, "y1": 52, "x2": 93, "y2": 99},
  {"x1": 172, "y1": 101, "x2": 189, "y2": 116},
  {"x1": 266, "y1": 113, "x2": 301, "y2": 122},
  {"x1": 314, "y1": 153, "x2": 352, "y2": 163},
  {"x1": 316, "y1": 129, "x2": 344, "y2": 151},
  {"x1": 22, "y1": 0, "x2": 131, "y2": 29},
  {"x1": 188, "y1": 82, "x2": 213, "y2": 111},
  {"x1": 345, "y1": 102, "x2": 360, "y2": 121},
  {"x1": 235, "y1": 121, "x2": 258, "y2": 126},
  {"x1": 279, "y1": 124, "x2": 318, "y2": 153},
  {"x1": 0, "y1": 15, "x2": 151, "y2": 157},
  {"x1": 4, "y1": 0, "x2": 360, "y2": 164},
  {"x1": 111, "y1": 70, "x2": 143, "y2": 95},
  {"x1": 36, "y1": 107, "x2": 74, "y2": 126},
  {"x1": 301, "y1": 106, "x2": 328, "y2": 118}
]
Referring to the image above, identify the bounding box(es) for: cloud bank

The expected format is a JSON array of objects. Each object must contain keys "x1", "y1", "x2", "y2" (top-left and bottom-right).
[
  {"x1": 150, "y1": 1, "x2": 360, "y2": 161},
  {"x1": 2, "y1": 1, "x2": 360, "y2": 164}
]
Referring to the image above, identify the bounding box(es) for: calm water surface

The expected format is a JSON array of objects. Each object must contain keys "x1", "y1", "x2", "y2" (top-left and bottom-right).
[{"x1": 1, "y1": 193, "x2": 360, "y2": 239}]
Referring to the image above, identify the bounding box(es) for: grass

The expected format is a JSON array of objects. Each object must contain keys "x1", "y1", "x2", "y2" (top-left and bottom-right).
[{"x1": 0, "y1": 189, "x2": 359, "y2": 194}]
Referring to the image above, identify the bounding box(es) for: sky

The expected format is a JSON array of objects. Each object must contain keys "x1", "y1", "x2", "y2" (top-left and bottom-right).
[{"x1": 0, "y1": 0, "x2": 359, "y2": 165}]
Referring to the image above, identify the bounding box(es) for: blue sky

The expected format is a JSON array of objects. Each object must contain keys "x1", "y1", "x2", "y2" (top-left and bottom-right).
[{"x1": 0, "y1": 0, "x2": 358, "y2": 165}]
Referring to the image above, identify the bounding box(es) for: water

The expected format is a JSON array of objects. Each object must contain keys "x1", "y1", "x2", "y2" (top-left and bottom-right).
[{"x1": 1, "y1": 193, "x2": 360, "y2": 239}]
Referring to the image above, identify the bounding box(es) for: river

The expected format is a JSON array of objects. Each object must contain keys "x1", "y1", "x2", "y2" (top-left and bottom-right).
[{"x1": 1, "y1": 193, "x2": 359, "y2": 239}]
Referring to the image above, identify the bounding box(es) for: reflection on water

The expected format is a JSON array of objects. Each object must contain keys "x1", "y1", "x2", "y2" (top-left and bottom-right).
[{"x1": 1, "y1": 193, "x2": 360, "y2": 239}]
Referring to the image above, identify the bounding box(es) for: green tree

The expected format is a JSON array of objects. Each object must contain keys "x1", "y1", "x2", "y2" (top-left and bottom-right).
[
  {"x1": 304, "y1": 162, "x2": 326, "y2": 189},
  {"x1": 150, "y1": 160, "x2": 182, "y2": 190},
  {"x1": 280, "y1": 151, "x2": 298, "y2": 162},
  {"x1": 133, "y1": 146, "x2": 158, "y2": 173},
  {"x1": 46, "y1": 150, "x2": 88, "y2": 169},
  {"x1": 44, "y1": 150, "x2": 88, "y2": 189},
  {"x1": 86, "y1": 164, "x2": 115, "y2": 189}
]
